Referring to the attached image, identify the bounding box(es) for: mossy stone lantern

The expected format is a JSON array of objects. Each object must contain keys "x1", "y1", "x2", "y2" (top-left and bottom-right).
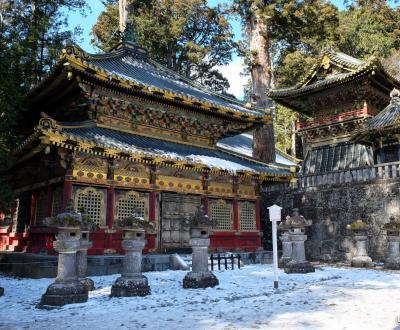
[
  {"x1": 183, "y1": 205, "x2": 219, "y2": 289},
  {"x1": 383, "y1": 216, "x2": 400, "y2": 270},
  {"x1": 347, "y1": 220, "x2": 372, "y2": 268},
  {"x1": 38, "y1": 201, "x2": 89, "y2": 308},
  {"x1": 282, "y1": 208, "x2": 315, "y2": 274},
  {"x1": 110, "y1": 210, "x2": 155, "y2": 297}
]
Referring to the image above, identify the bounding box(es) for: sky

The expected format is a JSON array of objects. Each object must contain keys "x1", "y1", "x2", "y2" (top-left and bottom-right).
[{"x1": 66, "y1": 0, "x2": 346, "y2": 99}]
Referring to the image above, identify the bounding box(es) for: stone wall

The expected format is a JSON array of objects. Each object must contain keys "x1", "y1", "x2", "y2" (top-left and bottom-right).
[{"x1": 262, "y1": 178, "x2": 400, "y2": 262}]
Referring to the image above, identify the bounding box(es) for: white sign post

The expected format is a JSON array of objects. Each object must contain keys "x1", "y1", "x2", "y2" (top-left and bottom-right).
[{"x1": 268, "y1": 204, "x2": 282, "y2": 289}]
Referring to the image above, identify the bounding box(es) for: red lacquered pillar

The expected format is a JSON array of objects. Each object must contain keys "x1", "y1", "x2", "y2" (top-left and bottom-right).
[
  {"x1": 106, "y1": 186, "x2": 115, "y2": 229},
  {"x1": 255, "y1": 197, "x2": 262, "y2": 248},
  {"x1": 29, "y1": 191, "x2": 36, "y2": 227},
  {"x1": 147, "y1": 190, "x2": 157, "y2": 251}
]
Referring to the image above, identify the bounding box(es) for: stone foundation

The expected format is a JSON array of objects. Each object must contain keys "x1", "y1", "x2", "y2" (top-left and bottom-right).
[
  {"x1": 39, "y1": 281, "x2": 88, "y2": 307},
  {"x1": 263, "y1": 179, "x2": 400, "y2": 262},
  {"x1": 284, "y1": 261, "x2": 315, "y2": 274},
  {"x1": 183, "y1": 271, "x2": 219, "y2": 289},
  {"x1": 110, "y1": 275, "x2": 150, "y2": 297},
  {"x1": 80, "y1": 278, "x2": 95, "y2": 292}
]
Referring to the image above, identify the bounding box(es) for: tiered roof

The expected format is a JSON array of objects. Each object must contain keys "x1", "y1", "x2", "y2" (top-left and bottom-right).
[
  {"x1": 26, "y1": 42, "x2": 268, "y2": 124},
  {"x1": 16, "y1": 117, "x2": 294, "y2": 181},
  {"x1": 17, "y1": 41, "x2": 293, "y2": 180},
  {"x1": 268, "y1": 48, "x2": 400, "y2": 113},
  {"x1": 355, "y1": 89, "x2": 400, "y2": 144}
]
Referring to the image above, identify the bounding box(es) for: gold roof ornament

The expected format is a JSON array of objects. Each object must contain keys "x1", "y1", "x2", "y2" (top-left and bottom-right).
[
  {"x1": 346, "y1": 219, "x2": 369, "y2": 231},
  {"x1": 390, "y1": 88, "x2": 400, "y2": 99}
]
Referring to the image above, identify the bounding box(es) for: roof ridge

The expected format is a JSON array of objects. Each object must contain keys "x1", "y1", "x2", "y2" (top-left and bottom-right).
[{"x1": 216, "y1": 146, "x2": 293, "y2": 171}]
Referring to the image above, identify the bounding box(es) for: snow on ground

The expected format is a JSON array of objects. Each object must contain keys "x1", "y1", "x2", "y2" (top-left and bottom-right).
[{"x1": 1, "y1": 265, "x2": 400, "y2": 330}]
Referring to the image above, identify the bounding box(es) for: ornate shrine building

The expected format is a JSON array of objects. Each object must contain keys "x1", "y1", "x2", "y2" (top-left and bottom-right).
[
  {"x1": 268, "y1": 48, "x2": 400, "y2": 180},
  {"x1": 0, "y1": 41, "x2": 295, "y2": 255},
  {"x1": 265, "y1": 49, "x2": 400, "y2": 262}
]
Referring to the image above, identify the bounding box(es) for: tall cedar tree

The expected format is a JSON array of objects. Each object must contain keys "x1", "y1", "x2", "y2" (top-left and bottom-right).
[
  {"x1": 92, "y1": 0, "x2": 235, "y2": 94},
  {"x1": 0, "y1": 0, "x2": 86, "y2": 212},
  {"x1": 232, "y1": 0, "x2": 276, "y2": 163}
]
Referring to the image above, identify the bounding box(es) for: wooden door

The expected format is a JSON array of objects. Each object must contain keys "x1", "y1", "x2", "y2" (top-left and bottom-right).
[{"x1": 160, "y1": 193, "x2": 201, "y2": 250}]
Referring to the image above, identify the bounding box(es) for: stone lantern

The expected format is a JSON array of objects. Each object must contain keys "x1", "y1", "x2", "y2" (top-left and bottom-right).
[
  {"x1": 110, "y1": 210, "x2": 155, "y2": 297},
  {"x1": 183, "y1": 204, "x2": 219, "y2": 289},
  {"x1": 38, "y1": 201, "x2": 88, "y2": 307},
  {"x1": 281, "y1": 208, "x2": 315, "y2": 274},
  {"x1": 76, "y1": 210, "x2": 97, "y2": 291},
  {"x1": 347, "y1": 220, "x2": 372, "y2": 268},
  {"x1": 277, "y1": 226, "x2": 292, "y2": 268},
  {"x1": 383, "y1": 216, "x2": 400, "y2": 270}
]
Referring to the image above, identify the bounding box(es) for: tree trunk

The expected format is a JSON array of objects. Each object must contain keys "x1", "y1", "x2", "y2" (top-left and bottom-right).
[
  {"x1": 249, "y1": 10, "x2": 276, "y2": 163},
  {"x1": 291, "y1": 120, "x2": 296, "y2": 158}
]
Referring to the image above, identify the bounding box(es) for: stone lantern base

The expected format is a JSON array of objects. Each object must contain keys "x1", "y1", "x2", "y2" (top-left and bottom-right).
[
  {"x1": 80, "y1": 278, "x2": 95, "y2": 292},
  {"x1": 385, "y1": 257, "x2": 400, "y2": 270},
  {"x1": 278, "y1": 257, "x2": 291, "y2": 268},
  {"x1": 183, "y1": 271, "x2": 219, "y2": 289},
  {"x1": 0, "y1": 287, "x2": 4, "y2": 296},
  {"x1": 351, "y1": 255, "x2": 373, "y2": 268},
  {"x1": 284, "y1": 260, "x2": 315, "y2": 274},
  {"x1": 110, "y1": 275, "x2": 150, "y2": 297},
  {"x1": 39, "y1": 281, "x2": 88, "y2": 307}
]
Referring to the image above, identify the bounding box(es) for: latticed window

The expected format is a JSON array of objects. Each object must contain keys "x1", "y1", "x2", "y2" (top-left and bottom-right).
[
  {"x1": 74, "y1": 187, "x2": 106, "y2": 226},
  {"x1": 35, "y1": 191, "x2": 48, "y2": 225},
  {"x1": 239, "y1": 201, "x2": 256, "y2": 230},
  {"x1": 210, "y1": 199, "x2": 233, "y2": 230},
  {"x1": 51, "y1": 186, "x2": 63, "y2": 217},
  {"x1": 115, "y1": 191, "x2": 148, "y2": 221}
]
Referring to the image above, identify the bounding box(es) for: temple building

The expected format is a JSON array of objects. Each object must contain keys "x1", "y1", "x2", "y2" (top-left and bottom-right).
[
  {"x1": 268, "y1": 48, "x2": 400, "y2": 178},
  {"x1": 0, "y1": 41, "x2": 295, "y2": 255},
  {"x1": 265, "y1": 48, "x2": 400, "y2": 262}
]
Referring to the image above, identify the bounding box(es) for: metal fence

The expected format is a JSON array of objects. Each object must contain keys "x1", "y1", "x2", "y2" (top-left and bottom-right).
[{"x1": 210, "y1": 253, "x2": 241, "y2": 270}]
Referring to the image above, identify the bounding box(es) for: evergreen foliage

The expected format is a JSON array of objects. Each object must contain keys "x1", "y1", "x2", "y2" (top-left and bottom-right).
[
  {"x1": 92, "y1": 0, "x2": 235, "y2": 93},
  {"x1": 234, "y1": 0, "x2": 400, "y2": 157},
  {"x1": 0, "y1": 0, "x2": 86, "y2": 212}
]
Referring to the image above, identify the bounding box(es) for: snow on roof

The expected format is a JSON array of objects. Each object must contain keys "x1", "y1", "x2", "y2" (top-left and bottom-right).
[{"x1": 217, "y1": 133, "x2": 297, "y2": 166}]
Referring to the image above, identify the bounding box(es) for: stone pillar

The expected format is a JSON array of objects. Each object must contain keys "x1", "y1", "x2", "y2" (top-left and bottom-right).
[
  {"x1": 385, "y1": 235, "x2": 400, "y2": 269},
  {"x1": 348, "y1": 220, "x2": 372, "y2": 268},
  {"x1": 278, "y1": 209, "x2": 314, "y2": 274},
  {"x1": 39, "y1": 226, "x2": 88, "y2": 307},
  {"x1": 383, "y1": 216, "x2": 400, "y2": 270},
  {"x1": 183, "y1": 233, "x2": 219, "y2": 289},
  {"x1": 279, "y1": 231, "x2": 292, "y2": 268},
  {"x1": 183, "y1": 205, "x2": 219, "y2": 289},
  {"x1": 351, "y1": 234, "x2": 372, "y2": 268},
  {"x1": 110, "y1": 229, "x2": 150, "y2": 297},
  {"x1": 77, "y1": 230, "x2": 94, "y2": 291},
  {"x1": 284, "y1": 228, "x2": 315, "y2": 273}
]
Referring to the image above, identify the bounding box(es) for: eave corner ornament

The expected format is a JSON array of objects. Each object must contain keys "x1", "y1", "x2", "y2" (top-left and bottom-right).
[{"x1": 37, "y1": 113, "x2": 60, "y2": 132}]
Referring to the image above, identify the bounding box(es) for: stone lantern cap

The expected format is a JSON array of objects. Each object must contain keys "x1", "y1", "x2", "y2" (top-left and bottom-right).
[
  {"x1": 189, "y1": 205, "x2": 217, "y2": 229},
  {"x1": 114, "y1": 209, "x2": 155, "y2": 233},
  {"x1": 44, "y1": 200, "x2": 84, "y2": 228},
  {"x1": 44, "y1": 200, "x2": 97, "y2": 230},
  {"x1": 383, "y1": 216, "x2": 400, "y2": 234},
  {"x1": 278, "y1": 208, "x2": 311, "y2": 230},
  {"x1": 347, "y1": 219, "x2": 369, "y2": 232}
]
